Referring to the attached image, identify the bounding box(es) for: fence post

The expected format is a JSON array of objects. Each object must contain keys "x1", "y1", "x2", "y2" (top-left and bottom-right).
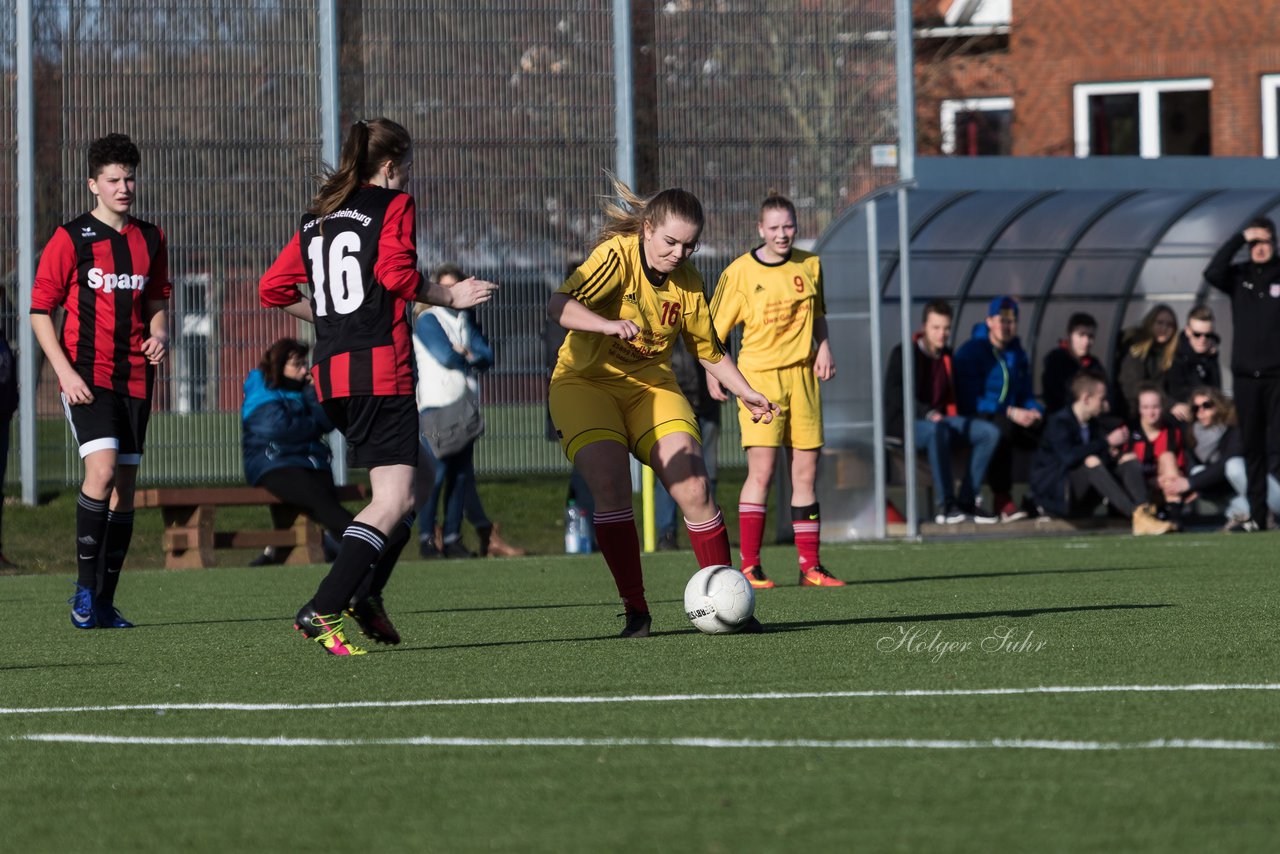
[
  {"x1": 16, "y1": 0, "x2": 37, "y2": 505},
  {"x1": 318, "y1": 0, "x2": 348, "y2": 485}
]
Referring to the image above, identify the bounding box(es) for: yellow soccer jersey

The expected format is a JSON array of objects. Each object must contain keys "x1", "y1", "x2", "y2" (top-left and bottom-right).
[
  {"x1": 554, "y1": 234, "x2": 724, "y2": 382},
  {"x1": 710, "y1": 248, "x2": 825, "y2": 372}
]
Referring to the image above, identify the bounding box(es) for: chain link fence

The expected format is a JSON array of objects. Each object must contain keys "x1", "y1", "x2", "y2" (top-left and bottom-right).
[{"x1": 6, "y1": 0, "x2": 898, "y2": 489}]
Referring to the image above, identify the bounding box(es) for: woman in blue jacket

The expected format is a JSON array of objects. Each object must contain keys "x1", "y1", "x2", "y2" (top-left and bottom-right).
[{"x1": 242, "y1": 338, "x2": 353, "y2": 557}]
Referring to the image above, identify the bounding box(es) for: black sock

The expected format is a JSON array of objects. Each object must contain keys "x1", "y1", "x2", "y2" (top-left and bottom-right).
[
  {"x1": 312, "y1": 522, "x2": 386, "y2": 614},
  {"x1": 98, "y1": 509, "x2": 134, "y2": 606},
  {"x1": 356, "y1": 512, "x2": 415, "y2": 602},
  {"x1": 76, "y1": 493, "x2": 109, "y2": 589}
]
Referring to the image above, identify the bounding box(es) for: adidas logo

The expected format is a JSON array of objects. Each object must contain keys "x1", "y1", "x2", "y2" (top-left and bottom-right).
[
  {"x1": 77, "y1": 536, "x2": 97, "y2": 545},
  {"x1": 754, "y1": 284, "x2": 766, "y2": 293},
  {"x1": 80, "y1": 227, "x2": 96, "y2": 238},
  {"x1": 623, "y1": 292, "x2": 638, "y2": 303}
]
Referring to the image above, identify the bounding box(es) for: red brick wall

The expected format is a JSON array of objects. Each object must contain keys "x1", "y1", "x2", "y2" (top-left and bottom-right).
[
  {"x1": 915, "y1": 1, "x2": 1280, "y2": 157},
  {"x1": 916, "y1": 44, "x2": 1014, "y2": 155}
]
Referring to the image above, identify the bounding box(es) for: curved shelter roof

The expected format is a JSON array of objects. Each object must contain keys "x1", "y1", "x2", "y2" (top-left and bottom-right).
[{"x1": 811, "y1": 157, "x2": 1280, "y2": 538}]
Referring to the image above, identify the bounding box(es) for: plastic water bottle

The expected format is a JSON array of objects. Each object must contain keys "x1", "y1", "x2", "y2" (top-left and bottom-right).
[
  {"x1": 565, "y1": 500, "x2": 585, "y2": 554},
  {"x1": 574, "y1": 505, "x2": 593, "y2": 553}
]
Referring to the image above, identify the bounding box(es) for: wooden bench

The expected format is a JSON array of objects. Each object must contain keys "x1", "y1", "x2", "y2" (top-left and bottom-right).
[{"x1": 136, "y1": 485, "x2": 367, "y2": 570}]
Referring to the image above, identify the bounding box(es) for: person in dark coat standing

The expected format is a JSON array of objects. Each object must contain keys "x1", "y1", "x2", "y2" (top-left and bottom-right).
[
  {"x1": 1203, "y1": 216, "x2": 1280, "y2": 529},
  {"x1": 0, "y1": 328, "x2": 16, "y2": 568}
]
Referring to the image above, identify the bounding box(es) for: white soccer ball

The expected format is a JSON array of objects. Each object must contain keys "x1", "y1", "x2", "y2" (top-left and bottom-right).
[{"x1": 684, "y1": 565, "x2": 756, "y2": 634}]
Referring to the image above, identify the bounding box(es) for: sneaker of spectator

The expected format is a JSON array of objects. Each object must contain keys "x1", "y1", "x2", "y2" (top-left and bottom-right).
[
  {"x1": 964, "y1": 500, "x2": 999, "y2": 524},
  {"x1": 994, "y1": 493, "x2": 1028, "y2": 522},
  {"x1": 935, "y1": 501, "x2": 967, "y2": 525},
  {"x1": 1132, "y1": 503, "x2": 1175, "y2": 535}
]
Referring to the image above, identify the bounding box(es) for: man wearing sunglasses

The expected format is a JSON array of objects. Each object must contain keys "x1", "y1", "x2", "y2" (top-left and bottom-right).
[
  {"x1": 1165, "y1": 304, "x2": 1222, "y2": 420},
  {"x1": 1204, "y1": 216, "x2": 1280, "y2": 529}
]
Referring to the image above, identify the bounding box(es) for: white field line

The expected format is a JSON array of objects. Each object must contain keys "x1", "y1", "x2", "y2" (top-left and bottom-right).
[
  {"x1": 2, "y1": 683, "x2": 1279, "y2": 716},
  {"x1": 12, "y1": 733, "x2": 1280, "y2": 752}
]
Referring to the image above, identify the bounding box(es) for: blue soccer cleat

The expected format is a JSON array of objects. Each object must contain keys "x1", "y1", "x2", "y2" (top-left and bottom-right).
[
  {"x1": 69, "y1": 584, "x2": 97, "y2": 629},
  {"x1": 95, "y1": 602, "x2": 135, "y2": 629}
]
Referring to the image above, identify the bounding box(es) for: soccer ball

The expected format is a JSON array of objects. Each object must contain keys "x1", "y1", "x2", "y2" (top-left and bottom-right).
[{"x1": 684, "y1": 565, "x2": 756, "y2": 634}]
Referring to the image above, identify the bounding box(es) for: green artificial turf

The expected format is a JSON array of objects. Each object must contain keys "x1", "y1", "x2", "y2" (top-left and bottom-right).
[{"x1": 2, "y1": 535, "x2": 1279, "y2": 852}]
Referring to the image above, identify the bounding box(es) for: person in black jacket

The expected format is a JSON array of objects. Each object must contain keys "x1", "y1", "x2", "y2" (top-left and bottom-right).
[
  {"x1": 885, "y1": 299, "x2": 1000, "y2": 523},
  {"x1": 241, "y1": 338, "x2": 352, "y2": 562},
  {"x1": 1041, "y1": 312, "x2": 1107, "y2": 414},
  {"x1": 1203, "y1": 216, "x2": 1280, "y2": 529},
  {"x1": 1163, "y1": 305, "x2": 1221, "y2": 420},
  {"x1": 1028, "y1": 373, "x2": 1172, "y2": 533}
]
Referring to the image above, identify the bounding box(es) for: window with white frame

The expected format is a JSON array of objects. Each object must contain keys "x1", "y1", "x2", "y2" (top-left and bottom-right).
[
  {"x1": 941, "y1": 97, "x2": 1013, "y2": 156},
  {"x1": 1073, "y1": 79, "x2": 1211, "y2": 158},
  {"x1": 1262, "y1": 74, "x2": 1280, "y2": 158}
]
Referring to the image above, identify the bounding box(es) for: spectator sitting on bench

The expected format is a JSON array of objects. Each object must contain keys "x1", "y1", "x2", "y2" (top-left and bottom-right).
[
  {"x1": 1163, "y1": 305, "x2": 1222, "y2": 422},
  {"x1": 241, "y1": 338, "x2": 346, "y2": 565},
  {"x1": 1028, "y1": 373, "x2": 1174, "y2": 535},
  {"x1": 1158, "y1": 386, "x2": 1278, "y2": 531},
  {"x1": 1114, "y1": 303, "x2": 1178, "y2": 423},
  {"x1": 885, "y1": 298, "x2": 1000, "y2": 524},
  {"x1": 954, "y1": 295, "x2": 1044, "y2": 522},
  {"x1": 1041, "y1": 312, "x2": 1108, "y2": 415}
]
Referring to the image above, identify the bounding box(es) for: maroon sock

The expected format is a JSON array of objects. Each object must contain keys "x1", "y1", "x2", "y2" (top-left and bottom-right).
[
  {"x1": 791, "y1": 503, "x2": 821, "y2": 571},
  {"x1": 592, "y1": 508, "x2": 647, "y2": 613},
  {"x1": 737, "y1": 502, "x2": 767, "y2": 568},
  {"x1": 686, "y1": 508, "x2": 731, "y2": 568}
]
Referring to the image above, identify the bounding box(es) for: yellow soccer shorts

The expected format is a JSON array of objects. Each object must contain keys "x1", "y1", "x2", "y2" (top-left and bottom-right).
[
  {"x1": 549, "y1": 372, "x2": 700, "y2": 464},
  {"x1": 738, "y1": 363, "x2": 823, "y2": 450}
]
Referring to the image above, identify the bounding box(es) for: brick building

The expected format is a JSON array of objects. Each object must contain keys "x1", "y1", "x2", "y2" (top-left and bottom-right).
[{"x1": 915, "y1": 0, "x2": 1280, "y2": 158}]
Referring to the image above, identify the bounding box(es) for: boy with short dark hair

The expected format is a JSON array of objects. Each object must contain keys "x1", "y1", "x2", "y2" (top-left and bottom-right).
[
  {"x1": 30, "y1": 133, "x2": 171, "y2": 629},
  {"x1": 1041, "y1": 312, "x2": 1107, "y2": 414}
]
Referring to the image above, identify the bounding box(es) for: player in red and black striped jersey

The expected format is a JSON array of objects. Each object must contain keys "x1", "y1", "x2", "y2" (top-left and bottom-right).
[
  {"x1": 30, "y1": 133, "x2": 171, "y2": 630},
  {"x1": 261, "y1": 118, "x2": 496, "y2": 656}
]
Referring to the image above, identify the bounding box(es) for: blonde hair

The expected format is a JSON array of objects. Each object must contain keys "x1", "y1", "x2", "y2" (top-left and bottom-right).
[
  {"x1": 595, "y1": 173, "x2": 704, "y2": 247},
  {"x1": 1124, "y1": 303, "x2": 1179, "y2": 373}
]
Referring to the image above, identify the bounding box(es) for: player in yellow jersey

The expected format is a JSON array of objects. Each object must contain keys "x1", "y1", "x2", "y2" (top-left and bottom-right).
[
  {"x1": 548, "y1": 178, "x2": 776, "y2": 637},
  {"x1": 708, "y1": 194, "x2": 844, "y2": 589}
]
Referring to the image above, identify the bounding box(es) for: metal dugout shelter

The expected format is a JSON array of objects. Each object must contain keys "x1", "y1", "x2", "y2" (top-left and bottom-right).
[{"x1": 814, "y1": 156, "x2": 1280, "y2": 539}]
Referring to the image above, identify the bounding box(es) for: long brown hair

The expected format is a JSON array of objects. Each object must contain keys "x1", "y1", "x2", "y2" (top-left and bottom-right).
[
  {"x1": 1191, "y1": 386, "x2": 1236, "y2": 427},
  {"x1": 1185, "y1": 385, "x2": 1237, "y2": 455},
  {"x1": 309, "y1": 118, "x2": 412, "y2": 218},
  {"x1": 596, "y1": 173, "x2": 704, "y2": 247}
]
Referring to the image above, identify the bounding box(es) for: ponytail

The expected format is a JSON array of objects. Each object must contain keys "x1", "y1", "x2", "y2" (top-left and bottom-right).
[
  {"x1": 310, "y1": 118, "x2": 412, "y2": 218},
  {"x1": 595, "y1": 172, "x2": 704, "y2": 248}
]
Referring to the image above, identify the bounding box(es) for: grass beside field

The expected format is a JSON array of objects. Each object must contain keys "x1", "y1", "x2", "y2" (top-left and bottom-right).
[{"x1": 2, "y1": 532, "x2": 1279, "y2": 852}]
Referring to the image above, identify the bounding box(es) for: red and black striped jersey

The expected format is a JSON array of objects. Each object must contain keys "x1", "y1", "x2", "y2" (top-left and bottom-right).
[
  {"x1": 260, "y1": 186, "x2": 421, "y2": 401},
  {"x1": 1127, "y1": 420, "x2": 1186, "y2": 475},
  {"x1": 30, "y1": 213, "x2": 171, "y2": 399}
]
